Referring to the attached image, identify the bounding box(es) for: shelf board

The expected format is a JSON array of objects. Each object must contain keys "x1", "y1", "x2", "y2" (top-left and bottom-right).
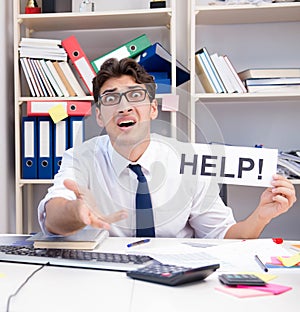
[
  {"x1": 18, "y1": 96, "x2": 94, "y2": 103},
  {"x1": 195, "y1": 3, "x2": 300, "y2": 25},
  {"x1": 194, "y1": 92, "x2": 300, "y2": 103},
  {"x1": 18, "y1": 9, "x2": 172, "y2": 32}
]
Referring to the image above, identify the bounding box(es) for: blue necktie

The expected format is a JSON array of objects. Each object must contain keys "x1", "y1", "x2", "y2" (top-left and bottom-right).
[{"x1": 129, "y1": 164, "x2": 155, "y2": 237}]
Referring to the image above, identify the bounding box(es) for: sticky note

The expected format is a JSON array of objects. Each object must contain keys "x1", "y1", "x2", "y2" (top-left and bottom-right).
[
  {"x1": 278, "y1": 253, "x2": 300, "y2": 267},
  {"x1": 48, "y1": 103, "x2": 68, "y2": 123},
  {"x1": 215, "y1": 286, "x2": 272, "y2": 298},
  {"x1": 238, "y1": 283, "x2": 292, "y2": 295},
  {"x1": 161, "y1": 94, "x2": 179, "y2": 112}
]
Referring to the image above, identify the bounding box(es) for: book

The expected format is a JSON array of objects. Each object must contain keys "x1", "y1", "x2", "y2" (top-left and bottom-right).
[
  {"x1": 58, "y1": 61, "x2": 86, "y2": 97},
  {"x1": 45, "y1": 60, "x2": 70, "y2": 97},
  {"x1": 19, "y1": 37, "x2": 68, "y2": 61},
  {"x1": 238, "y1": 68, "x2": 300, "y2": 80},
  {"x1": 222, "y1": 55, "x2": 247, "y2": 93},
  {"x1": 245, "y1": 84, "x2": 300, "y2": 93},
  {"x1": 210, "y1": 53, "x2": 237, "y2": 93},
  {"x1": 26, "y1": 229, "x2": 109, "y2": 250},
  {"x1": 195, "y1": 48, "x2": 226, "y2": 93},
  {"x1": 195, "y1": 52, "x2": 216, "y2": 93},
  {"x1": 244, "y1": 77, "x2": 300, "y2": 86},
  {"x1": 53, "y1": 61, "x2": 76, "y2": 96}
]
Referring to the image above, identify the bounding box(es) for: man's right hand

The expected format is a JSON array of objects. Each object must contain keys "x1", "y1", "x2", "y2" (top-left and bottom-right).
[{"x1": 44, "y1": 179, "x2": 128, "y2": 236}]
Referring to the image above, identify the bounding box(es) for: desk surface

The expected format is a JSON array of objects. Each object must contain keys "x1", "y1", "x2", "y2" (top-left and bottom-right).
[{"x1": 0, "y1": 236, "x2": 299, "y2": 312}]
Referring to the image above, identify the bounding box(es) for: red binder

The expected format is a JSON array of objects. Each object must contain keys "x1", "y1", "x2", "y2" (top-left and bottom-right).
[
  {"x1": 27, "y1": 100, "x2": 91, "y2": 116},
  {"x1": 61, "y1": 35, "x2": 96, "y2": 95}
]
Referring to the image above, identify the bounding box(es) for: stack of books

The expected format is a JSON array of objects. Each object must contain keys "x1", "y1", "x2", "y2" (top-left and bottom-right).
[
  {"x1": 277, "y1": 150, "x2": 300, "y2": 179},
  {"x1": 19, "y1": 37, "x2": 92, "y2": 97},
  {"x1": 195, "y1": 47, "x2": 246, "y2": 94},
  {"x1": 238, "y1": 68, "x2": 300, "y2": 93}
]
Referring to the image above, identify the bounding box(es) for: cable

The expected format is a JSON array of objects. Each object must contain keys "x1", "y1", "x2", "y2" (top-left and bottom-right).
[{"x1": 6, "y1": 263, "x2": 48, "y2": 312}]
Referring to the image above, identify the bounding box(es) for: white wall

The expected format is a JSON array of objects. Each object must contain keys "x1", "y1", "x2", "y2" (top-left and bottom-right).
[{"x1": 0, "y1": 1, "x2": 15, "y2": 233}]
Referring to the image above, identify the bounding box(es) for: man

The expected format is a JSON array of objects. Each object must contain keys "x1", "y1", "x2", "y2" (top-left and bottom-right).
[{"x1": 38, "y1": 58, "x2": 296, "y2": 238}]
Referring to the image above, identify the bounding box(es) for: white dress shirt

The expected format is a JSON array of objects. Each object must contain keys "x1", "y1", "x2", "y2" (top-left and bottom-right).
[{"x1": 38, "y1": 133, "x2": 236, "y2": 238}]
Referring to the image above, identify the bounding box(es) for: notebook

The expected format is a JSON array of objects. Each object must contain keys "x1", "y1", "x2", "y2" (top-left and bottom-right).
[{"x1": 26, "y1": 229, "x2": 109, "y2": 250}]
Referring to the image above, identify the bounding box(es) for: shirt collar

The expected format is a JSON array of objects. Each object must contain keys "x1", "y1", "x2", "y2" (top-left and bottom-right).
[{"x1": 108, "y1": 136, "x2": 158, "y2": 177}]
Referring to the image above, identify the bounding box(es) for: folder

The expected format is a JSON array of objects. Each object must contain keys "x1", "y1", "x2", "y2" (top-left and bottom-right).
[
  {"x1": 135, "y1": 42, "x2": 190, "y2": 86},
  {"x1": 91, "y1": 34, "x2": 151, "y2": 73},
  {"x1": 69, "y1": 116, "x2": 85, "y2": 148},
  {"x1": 37, "y1": 117, "x2": 53, "y2": 179},
  {"x1": 22, "y1": 116, "x2": 38, "y2": 179},
  {"x1": 61, "y1": 35, "x2": 96, "y2": 95},
  {"x1": 53, "y1": 119, "x2": 69, "y2": 175},
  {"x1": 27, "y1": 100, "x2": 91, "y2": 117},
  {"x1": 149, "y1": 72, "x2": 171, "y2": 94}
]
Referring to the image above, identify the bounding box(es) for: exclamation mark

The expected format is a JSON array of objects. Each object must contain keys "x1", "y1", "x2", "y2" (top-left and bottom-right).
[{"x1": 258, "y1": 159, "x2": 263, "y2": 180}]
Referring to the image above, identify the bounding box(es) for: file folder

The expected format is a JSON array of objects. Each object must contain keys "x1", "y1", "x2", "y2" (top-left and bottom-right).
[
  {"x1": 37, "y1": 117, "x2": 53, "y2": 179},
  {"x1": 91, "y1": 34, "x2": 151, "y2": 73},
  {"x1": 61, "y1": 35, "x2": 96, "y2": 95},
  {"x1": 136, "y1": 42, "x2": 190, "y2": 86},
  {"x1": 149, "y1": 72, "x2": 171, "y2": 94},
  {"x1": 22, "y1": 116, "x2": 38, "y2": 179},
  {"x1": 53, "y1": 119, "x2": 69, "y2": 175},
  {"x1": 27, "y1": 100, "x2": 91, "y2": 117},
  {"x1": 69, "y1": 116, "x2": 85, "y2": 148}
]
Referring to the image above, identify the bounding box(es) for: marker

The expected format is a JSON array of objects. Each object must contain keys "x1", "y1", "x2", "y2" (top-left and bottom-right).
[
  {"x1": 127, "y1": 239, "x2": 151, "y2": 248},
  {"x1": 255, "y1": 254, "x2": 268, "y2": 272}
]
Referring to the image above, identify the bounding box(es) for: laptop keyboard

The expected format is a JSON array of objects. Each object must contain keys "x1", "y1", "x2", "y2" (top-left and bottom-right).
[{"x1": 0, "y1": 245, "x2": 154, "y2": 272}]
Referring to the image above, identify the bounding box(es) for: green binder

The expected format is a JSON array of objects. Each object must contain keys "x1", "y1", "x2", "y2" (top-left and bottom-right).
[{"x1": 91, "y1": 34, "x2": 151, "y2": 72}]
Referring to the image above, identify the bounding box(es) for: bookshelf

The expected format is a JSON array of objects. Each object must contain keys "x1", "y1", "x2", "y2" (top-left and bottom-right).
[
  {"x1": 14, "y1": 0, "x2": 177, "y2": 233},
  {"x1": 188, "y1": 0, "x2": 300, "y2": 183}
]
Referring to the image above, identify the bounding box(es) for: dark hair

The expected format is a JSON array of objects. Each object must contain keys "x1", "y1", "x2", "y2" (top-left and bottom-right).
[{"x1": 93, "y1": 58, "x2": 156, "y2": 105}]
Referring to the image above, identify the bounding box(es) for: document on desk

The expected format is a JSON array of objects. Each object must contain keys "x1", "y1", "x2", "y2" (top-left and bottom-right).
[
  {"x1": 203, "y1": 239, "x2": 292, "y2": 272},
  {"x1": 127, "y1": 239, "x2": 292, "y2": 272}
]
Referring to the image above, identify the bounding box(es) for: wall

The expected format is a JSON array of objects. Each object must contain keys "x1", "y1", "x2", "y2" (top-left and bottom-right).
[{"x1": 0, "y1": 1, "x2": 15, "y2": 233}]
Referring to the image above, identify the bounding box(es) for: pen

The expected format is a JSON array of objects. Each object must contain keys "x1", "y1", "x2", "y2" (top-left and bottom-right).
[
  {"x1": 255, "y1": 254, "x2": 268, "y2": 272},
  {"x1": 127, "y1": 239, "x2": 151, "y2": 248}
]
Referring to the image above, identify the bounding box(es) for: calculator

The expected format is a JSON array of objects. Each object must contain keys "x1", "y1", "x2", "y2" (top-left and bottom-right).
[
  {"x1": 218, "y1": 274, "x2": 266, "y2": 286},
  {"x1": 126, "y1": 262, "x2": 220, "y2": 286}
]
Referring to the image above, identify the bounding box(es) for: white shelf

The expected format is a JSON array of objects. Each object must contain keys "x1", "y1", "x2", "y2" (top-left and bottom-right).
[
  {"x1": 18, "y1": 9, "x2": 172, "y2": 31},
  {"x1": 194, "y1": 92, "x2": 300, "y2": 104},
  {"x1": 195, "y1": 3, "x2": 300, "y2": 25}
]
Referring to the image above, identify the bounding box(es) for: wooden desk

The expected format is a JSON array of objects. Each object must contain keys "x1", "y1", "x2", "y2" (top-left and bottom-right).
[{"x1": 0, "y1": 237, "x2": 299, "y2": 312}]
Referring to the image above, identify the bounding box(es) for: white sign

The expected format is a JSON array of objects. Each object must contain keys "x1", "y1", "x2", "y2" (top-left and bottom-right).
[{"x1": 179, "y1": 144, "x2": 278, "y2": 187}]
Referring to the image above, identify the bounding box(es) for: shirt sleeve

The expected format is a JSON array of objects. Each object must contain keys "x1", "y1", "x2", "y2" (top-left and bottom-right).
[{"x1": 189, "y1": 179, "x2": 236, "y2": 239}]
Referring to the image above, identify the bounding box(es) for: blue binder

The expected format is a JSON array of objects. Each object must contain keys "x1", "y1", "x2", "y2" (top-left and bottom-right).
[
  {"x1": 148, "y1": 72, "x2": 171, "y2": 94},
  {"x1": 69, "y1": 116, "x2": 85, "y2": 148},
  {"x1": 22, "y1": 116, "x2": 38, "y2": 179},
  {"x1": 136, "y1": 43, "x2": 190, "y2": 86},
  {"x1": 37, "y1": 116, "x2": 53, "y2": 179},
  {"x1": 53, "y1": 118, "x2": 69, "y2": 175}
]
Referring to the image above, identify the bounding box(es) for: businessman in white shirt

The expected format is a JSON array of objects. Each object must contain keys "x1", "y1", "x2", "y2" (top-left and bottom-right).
[{"x1": 38, "y1": 58, "x2": 296, "y2": 238}]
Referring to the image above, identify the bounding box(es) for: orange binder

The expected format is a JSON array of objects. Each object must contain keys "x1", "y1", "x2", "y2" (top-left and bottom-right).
[
  {"x1": 27, "y1": 100, "x2": 91, "y2": 117},
  {"x1": 61, "y1": 35, "x2": 96, "y2": 95}
]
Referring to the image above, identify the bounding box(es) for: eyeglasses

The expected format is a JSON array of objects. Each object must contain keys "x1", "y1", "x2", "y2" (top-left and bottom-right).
[{"x1": 98, "y1": 88, "x2": 150, "y2": 106}]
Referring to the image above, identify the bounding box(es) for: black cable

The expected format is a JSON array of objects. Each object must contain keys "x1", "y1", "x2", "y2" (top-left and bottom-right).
[{"x1": 6, "y1": 263, "x2": 48, "y2": 312}]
